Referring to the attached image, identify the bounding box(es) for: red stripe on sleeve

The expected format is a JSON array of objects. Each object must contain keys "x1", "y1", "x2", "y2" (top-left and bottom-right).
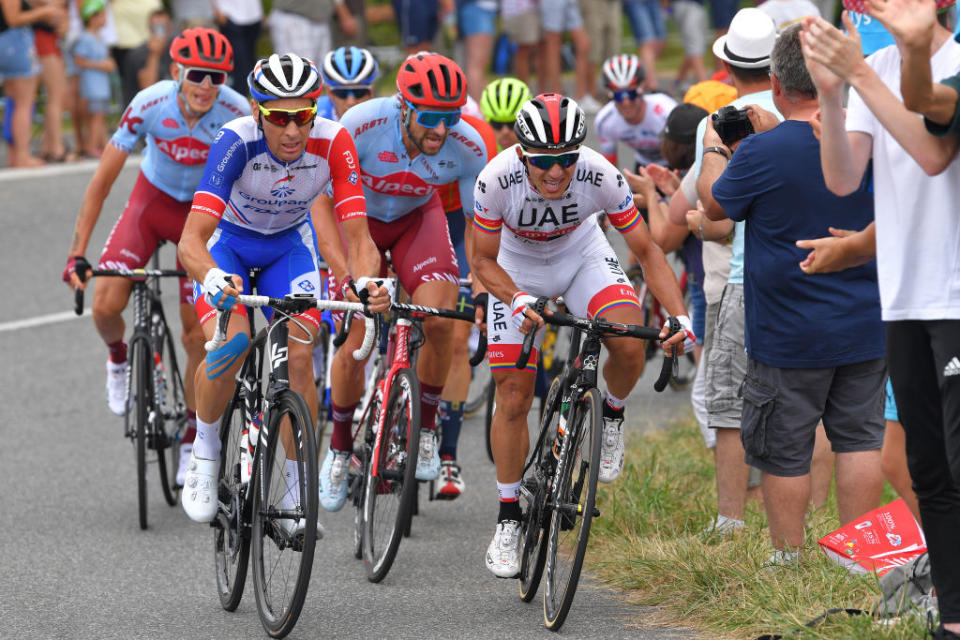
[{"x1": 191, "y1": 191, "x2": 226, "y2": 220}]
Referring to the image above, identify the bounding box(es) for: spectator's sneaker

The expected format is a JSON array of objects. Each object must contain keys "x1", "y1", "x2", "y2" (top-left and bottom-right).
[
  {"x1": 701, "y1": 514, "x2": 745, "y2": 537},
  {"x1": 578, "y1": 95, "x2": 603, "y2": 114},
  {"x1": 435, "y1": 459, "x2": 465, "y2": 500},
  {"x1": 182, "y1": 454, "x2": 218, "y2": 523},
  {"x1": 415, "y1": 430, "x2": 441, "y2": 481},
  {"x1": 485, "y1": 520, "x2": 522, "y2": 578},
  {"x1": 105, "y1": 359, "x2": 129, "y2": 416},
  {"x1": 175, "y1": 443, "x2": 193, "y2": 487},
  {"x1": 598, "y1": 414, "x2": 625, "y2": 483},
  {"x1": 318, "y1": 449, "x2": 350, "y2": 512},
  {"x1": 762, "y1": 549, "x2": 800, "y2": 568}
]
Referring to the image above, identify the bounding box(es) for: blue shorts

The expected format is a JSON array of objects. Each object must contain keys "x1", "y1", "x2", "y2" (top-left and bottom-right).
[
  {"x1": 689, "y1": 279, "x2": 705, "y2": 346},
  {"x1": 459, "y1": 2, "x2": 497, "y2": 37},
  {"x1": 0, "y1": 27, "x2": 39, "y2": 79},
  {"x1": 393, "y1": 0, "x2": 439, "y2": 46},
  {"x1": 623, "y1": 0, "x2": 667, "y2": 44},
  {"x1": 884, "y1": 377, "x2": 899, "y2": 422},
  {"x1": 194, "y1": 221, "x2": 323, "y2": 326},
  {"x1": 709, "y1": 0, "x2": 738, "y2": 30}
]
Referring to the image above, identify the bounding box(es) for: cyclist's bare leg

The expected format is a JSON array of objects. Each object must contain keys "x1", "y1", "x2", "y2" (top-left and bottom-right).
[
  {"x1": 411, "y1": 280, "x2": 458, "y2": 387},
  {"x1": 194, "y1": 312, "x2": 252, "y2": 423},
  {"x1": 328, "y1": 317, "x2": 373, "y2": 452},
  {"x1": 178, "y1": 302, "x2": 204, "y2": 412},
  {"x1": 281, "y1": 318, "x2": 319, "y2": 460},
  {"x1": 441, "y1": 318, "x2": 472, "y2": 402},
  {"x1": 490, "y1": 369, "x2": 536, "y2": 484},
  {"x1": 91, "y1": 276, "x2": 133, "y2": 346},
  {"x1": 598, "y1": 305, "x2": 647, "y2": 400}
]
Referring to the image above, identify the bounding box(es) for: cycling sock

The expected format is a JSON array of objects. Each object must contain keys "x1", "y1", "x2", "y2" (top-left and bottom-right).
[
  {"x1": 498, "y1": 481, "x2": 522, "y2": 523},
  {"x1": 604, "y1": 392, "x2": 626, "y2": 413},
  {"x1": 438, "y1": 400, "x2": 463, "y2": 459},
  {"x1": 107, "y1": 340, "x2": 127, "y2": 364},
  {"x1": 419, "y1": 382, "x2": 444, "y2": 432},
  {"x1": 193, "y1": 417, "x2": 221, "y2": 460},
  {"x1": 182, "y1": 410, "x2": 197, "y2": 445},
  {"x1": 330, "y1": 402, "x2": 358, "y2": 453}
]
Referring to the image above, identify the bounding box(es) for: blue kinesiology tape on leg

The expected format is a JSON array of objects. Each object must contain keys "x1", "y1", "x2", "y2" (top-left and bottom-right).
[{"x1": 205, "y1": 332, "x2": 250, "y2": 379}]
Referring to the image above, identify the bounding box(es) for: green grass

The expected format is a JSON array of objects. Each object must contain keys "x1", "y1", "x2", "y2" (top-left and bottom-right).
[{"x1": 586, "y1": 419, "x2": 929, "y2": 640}]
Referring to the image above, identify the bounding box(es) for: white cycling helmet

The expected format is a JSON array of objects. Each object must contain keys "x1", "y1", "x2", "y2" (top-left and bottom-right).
[
  {"x1": 601, "y1": 54, "x2": 645, "y2": 91},
  {"x1": 248, "y1": 53, "x2": 324, "y2": 101}
]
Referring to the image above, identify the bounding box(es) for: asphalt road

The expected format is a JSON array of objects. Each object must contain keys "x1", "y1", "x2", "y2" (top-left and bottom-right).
[{"x1": 0, "y1": 161, "x2": 699, "y2": 639}]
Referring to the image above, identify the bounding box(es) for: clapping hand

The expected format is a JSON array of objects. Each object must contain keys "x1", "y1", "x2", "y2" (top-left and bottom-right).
[{"x1": 867, "y1": 0, "x2": 936, "y2": 48}]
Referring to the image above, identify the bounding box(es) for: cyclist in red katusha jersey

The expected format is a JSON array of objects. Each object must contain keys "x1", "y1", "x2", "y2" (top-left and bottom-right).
[
  {"x1": 62, "y1": 28, "x2": 249, "y2": 487},
  {"x1": 471, "y1": 93, "x2": 695, "y2": 578},
  {"x1": 176, "y1": 53, "x2": 389, "y2": 529},
  {"x1": 313, "y1": 52, "x2": 489, "y2": 514}
]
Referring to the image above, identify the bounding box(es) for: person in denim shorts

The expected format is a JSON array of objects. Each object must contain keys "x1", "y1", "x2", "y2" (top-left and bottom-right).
[{"x1": 623, "y1": 0, "x2": 667, "y2": 91}]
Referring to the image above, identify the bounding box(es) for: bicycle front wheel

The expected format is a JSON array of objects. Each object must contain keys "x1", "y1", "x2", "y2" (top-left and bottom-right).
[
  {"x1": 362, "y1": 368, "x2": 420, "y2": 583},
  {"x1": 543, "y1": 387, "x2": 602, "y2": 631},
  {"x1": 125, "y1": 338, "x2": 151, "y2": 530},
  {"x1": 213, "y1": 385, "x2": 251, "y2": 612},
  {"x1": 313, "y1": 322, "x2": 331, "y2": 441},
  {"x1": 251, "y1": 390, "x2": 318, "y2": 639}
]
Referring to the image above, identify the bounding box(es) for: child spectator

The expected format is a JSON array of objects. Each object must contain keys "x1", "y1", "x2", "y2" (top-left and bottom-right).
[{"x1": 72, "y1": 0, "x2": 114, "y2": 158}]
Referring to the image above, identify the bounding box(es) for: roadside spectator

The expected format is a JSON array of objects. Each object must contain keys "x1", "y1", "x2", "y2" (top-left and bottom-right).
[
  {"x1": 169, "y1": 0, "x2": 214, "y2": 31},
  {"x1": 500, "y1": 0, "x2": 540, "y2": 87},
  {"x1": 212, "y1": 0, "x2": 262, "y2": 94},
  {"x1": 580, "y1": 0, "x2": 620, "y2": 107},
  {"x1": 624, "y1": 0, "x2": 667, "y2": 91},
  {"x1": 73, "y1": 0, "x2": 113, "y2": 158},
  {"x1": 334, "y1": 0, "x2": 368, "y2": 47},
  {"x1": 800, "y1": 4, "x2": 960, "y2": 635},
  {"x1": 268, "y1": 0, "x2": 354, "y2": 73},
  {"x1": 692, "y1": 8, "x2": 780, "y2": 536},
  {"x1": 709, "y1": 0, "x2": 739, "y2": 69},
  {"x1": 34, "y1": 1, "x2": 73, "y2": 162},
  {"x1": 1, "y1": 0, "x2": 65, "y2": 167},
  {"x1": 758, "y1": 0, "x2": 821, "y2": 31},
  {"x1": 683, "y1": 78, "x2": 738, "y2": 112},
  {"x1": 459, "y1": 0, "x2": 498, "y2": 102},
  {"x1": 704, "y1": 24, "x2": 885, "y2": 562},
  {"x1": 672, "y1": 0, "x2": 709, "y2": 89},
  {"x1": 539, "y1": 0, "x2": 593, "y2": 110},
  {"x1": 390, "y1": 0, "x2": 452, "y2": 56},
  {"x1": 110, "y1": 0, "x2": 161, "y2": 107},
  {"x1": 130, "y1": 8, "x2": 172, "y2": 89}
]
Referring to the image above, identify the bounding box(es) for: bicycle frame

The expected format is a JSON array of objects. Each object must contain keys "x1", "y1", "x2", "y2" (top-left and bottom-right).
[{"x1": 369, "y1": 315, "x2": 416, "y2": 480}]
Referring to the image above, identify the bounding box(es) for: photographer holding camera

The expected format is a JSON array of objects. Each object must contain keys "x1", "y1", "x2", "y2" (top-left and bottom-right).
[{"x1": 702, "y1": 24, "x2": 886, "y2": 564}]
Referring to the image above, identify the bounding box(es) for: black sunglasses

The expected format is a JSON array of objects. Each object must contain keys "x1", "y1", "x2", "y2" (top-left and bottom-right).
[
  {"x1": 332, "y1": 88, "x2": 372, "y2": 100},
  {"x1": 489, "y1": 120, "x2": 513, "y2": 131}
]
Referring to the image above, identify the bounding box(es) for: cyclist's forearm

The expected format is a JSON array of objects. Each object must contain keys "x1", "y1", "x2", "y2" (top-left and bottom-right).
[
  {"x1": 463, "y1": 222, "x2": 486, "y2": 294},
  {"x1": 472, "y1": 255, "x2": 520, "y2": 306},
  {"x1": 69, "y1": 144, "x2": 127, "y2": 257},
  {"x1": 344, "y1": 220, "x2": 380, "y2": 282},
  {"x1": 178, "y1": 214, "x2": 220, "y2": 283},
  {"x1": 636, "y1": 243, "x2": 687, "y2": 319}
]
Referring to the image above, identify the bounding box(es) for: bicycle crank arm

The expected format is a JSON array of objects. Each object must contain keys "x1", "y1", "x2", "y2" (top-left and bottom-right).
[{"x1": 553, "y1": 501, "x2": 601, "y2": 518}]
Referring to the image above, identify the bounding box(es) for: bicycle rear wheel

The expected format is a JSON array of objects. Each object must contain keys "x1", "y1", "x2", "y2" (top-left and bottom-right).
[
  {"x1": 352, "y1": 391, "x2": 380, "y2": 560},
  {"x1": 153, "y1": 315, "x2": 185, "y2": 505},
  {"x1": 213, "y1": 385, "x2": 251, "y2": 612},
  {"x1": 126, "y1": 337, "x2": 151, "y2": 530},
  {"x1": 543, "y1": 387, "x2": 602, "y2": 631},
  {"x1": 313, "y1": 323, "x2": 331, "y2": 441},
  {"x1": 251, "y1": 390, "x2": 318, "y2": 639},
  {"x1": 362, "y1": 368, "x2": 420, "y2": 583}
]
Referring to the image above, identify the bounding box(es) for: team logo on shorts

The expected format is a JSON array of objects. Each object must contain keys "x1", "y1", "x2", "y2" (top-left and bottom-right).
[
  {"x1": 297, "y1": 280, "x2": 315, "y2": 292},
  {"x1": 348, "y1": 171, "x2": 359, "y2": 185}
]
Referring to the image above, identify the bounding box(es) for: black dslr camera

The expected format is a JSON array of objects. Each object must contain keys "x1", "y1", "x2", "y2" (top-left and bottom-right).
[{"x1": 711, "y1": 106, "x2": 754, "y2": 147}]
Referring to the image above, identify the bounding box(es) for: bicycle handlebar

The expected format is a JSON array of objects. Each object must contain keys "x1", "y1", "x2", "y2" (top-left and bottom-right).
[
  {"x1": 204, "y1": 295, "x2": 377, "y2": 362},
  {"x1": 388, "y1": 301, "x2": 487, "y2": 365},
  {"x1": 73, "y1": 268, "x2": 188, "y2": 316}
]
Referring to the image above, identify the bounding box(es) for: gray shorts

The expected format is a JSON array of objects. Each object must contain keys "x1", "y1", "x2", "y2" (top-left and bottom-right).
[
  {"x1": 673, "y1": 0, "x2": 707, "y2": 55},
  {"x1": 705, "y1": 284, "x2": 745, "y2": 430},
  {"x1": 740, "y1": 357, "x2": 886, "y2": 477},
  {"x1": 502, "y1": 10, "x2": 541, "y2": 45},
  {"x1": 541, "y1": 0, "x2": 584, "y2": 33}
]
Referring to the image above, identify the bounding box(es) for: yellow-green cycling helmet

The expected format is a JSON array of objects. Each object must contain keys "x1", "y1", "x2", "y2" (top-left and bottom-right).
[{"x1": 480, "y1": 77, "x2": 532, "y2": 124}]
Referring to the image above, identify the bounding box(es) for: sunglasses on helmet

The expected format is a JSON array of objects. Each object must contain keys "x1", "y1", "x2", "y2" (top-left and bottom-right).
[
  {"x1": 332, "y1": 87, "x2": 373, "y2": 100},
  {"x1": 406, "y1": 101, "x2": 461, "y2": 129},
  {"x1": 180, "y1": 65, "x2": 228, "y2": 86},
  {"x1": 489, "y1": 120, "x2": 514, "y2": 131},
  {"x1": 522, "y1": 150, "x2": 580, "y2": 171},
  {"x1": 610, "y1": 89, "x2": 640, "y2": 103},
  {"x1": 258, "y1": 104, "x2": 318, "y2": 127}
]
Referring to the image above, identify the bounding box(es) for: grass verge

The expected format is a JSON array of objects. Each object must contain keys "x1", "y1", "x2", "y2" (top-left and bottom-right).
[{"x1": 587, "y1": 417, "x2": 928, "y2": 640}]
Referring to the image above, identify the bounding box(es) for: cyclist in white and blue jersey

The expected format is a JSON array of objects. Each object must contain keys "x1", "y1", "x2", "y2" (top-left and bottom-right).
[
  {"x1": 176, "y1": 53, "x2": 389, "y2": 530},
  {"x1": 316, "y1": 46, "x2": 380, "y2": 123}
]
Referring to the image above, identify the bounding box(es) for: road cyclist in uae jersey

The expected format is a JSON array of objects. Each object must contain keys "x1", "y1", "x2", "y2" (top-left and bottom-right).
[
  {"x1": 470, "y1": 93, "x2": 695, "y2": 578},
  {"x1": 62, "y1": 27, "x2": 249, "y2": 486},
  {"x1": 595, "y1": 54, "x2": 678, "y2": 169},
  {"x1": 175, "y1": 52, "x2": 390, "y2": 529},
  {"x1": 311, "y1": 52, "x2": 488, "y2": 515}
]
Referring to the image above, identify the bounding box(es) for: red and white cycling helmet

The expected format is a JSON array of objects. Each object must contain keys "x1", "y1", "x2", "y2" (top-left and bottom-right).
[
  {"x1": 601, "y1": 54, "x2": 644, "y2": 91},
  {"x1": 169, "y1": 27, "x2": 233, "y2": 72},
  {"x1": 396, "y1": 52, "x2": 467, "y2": 109},
  {"x1": 514, "y1": 93, "x2": 586, "y2": 151}
]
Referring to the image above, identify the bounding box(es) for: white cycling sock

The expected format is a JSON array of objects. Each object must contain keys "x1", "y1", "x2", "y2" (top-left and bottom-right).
[
  {"x1": 193, "y1": 417, "x2": 221, "y2": 460},
  {"x1": 497, "y1": 480, "x2": 521, "y2": 502},
  {"x1": 604, "y1": 392, "x2": 626, "y2": 411},
  {"x1": 283, "y1": 459, "x2": 300, "y2": 510}
]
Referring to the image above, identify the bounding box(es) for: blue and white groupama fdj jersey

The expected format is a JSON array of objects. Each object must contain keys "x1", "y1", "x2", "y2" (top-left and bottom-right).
[
  {"x1": 110, "y1": 80, "x2": 249, "y2": 202},
  {"x1": 191, "y1": 116, "x2": 366, "y2": 236},
  {"x1": 337, "y1": 96, "x2": 489, "y2": 222}
]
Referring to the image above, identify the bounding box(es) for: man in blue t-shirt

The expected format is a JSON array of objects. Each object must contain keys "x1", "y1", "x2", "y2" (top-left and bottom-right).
[{"x1": 705, "y1": 25, "x2": 886, "y2": 563}]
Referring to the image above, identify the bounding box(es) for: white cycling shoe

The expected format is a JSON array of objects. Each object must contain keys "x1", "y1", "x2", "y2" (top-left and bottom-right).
[
  {"x1": 318, "y1": 449, "x2": 350, "y2": 512},
  {"x1": 598, "y1": 414, "x2": 626, "y2": 484},
  {"x1": 415, "y1": 430, "x2": 441, "y2": 481},
  {"x1": 182, "y1": 453, "x2": 219, "y2": 523},
  {"x1": 175, "y1": 443, "x2": 192, "y2": 487},
  {"x1": 105, "y1": 359, "x2": 128, "y2": 416},
  {"x1": 486, "y1": 520, "x2": 522, "y2": 578}
]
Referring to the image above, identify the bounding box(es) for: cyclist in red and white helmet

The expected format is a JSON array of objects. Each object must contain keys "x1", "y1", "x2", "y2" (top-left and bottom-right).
[
  {"x1": 595, "y1": 53, "x2": 678, "y2": 168},
  {"x1": 63, "y1": 27, "x2": 250, "y2": 489},
  {"x1": 471, "y1": 93, "x2": 694, "y2": 578}
]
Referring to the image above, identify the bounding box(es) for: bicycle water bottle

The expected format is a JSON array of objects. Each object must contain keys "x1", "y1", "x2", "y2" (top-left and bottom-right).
[{"x1": 552, "y1": 398, "x2": 570, "y2": 459}]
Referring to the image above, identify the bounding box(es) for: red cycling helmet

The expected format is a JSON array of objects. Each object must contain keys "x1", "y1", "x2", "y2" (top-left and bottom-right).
[
  {"x1": 396, "y1": 52, "x2": 467, "y2": 109},
  {"x1": 169, "y1": 27, "x2": 234, "y2": 72}
]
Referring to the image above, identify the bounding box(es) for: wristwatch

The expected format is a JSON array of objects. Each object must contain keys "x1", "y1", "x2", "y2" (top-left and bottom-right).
[{"x1": 704, "y1": 146, "x2": 730, "y2": 160}]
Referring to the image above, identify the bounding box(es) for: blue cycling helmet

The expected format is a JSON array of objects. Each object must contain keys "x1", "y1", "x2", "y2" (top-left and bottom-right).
[{"x1": 321, "y1": 46, "x2": 379, "y2": 88}]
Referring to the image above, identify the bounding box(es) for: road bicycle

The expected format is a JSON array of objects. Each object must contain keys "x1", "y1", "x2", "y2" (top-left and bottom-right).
[
  {"x1": 513, "y1": 299, "x2": 680, "y2": 630},
  {"x1": 627, "y1": 263, "x2": 696, "y2": 390},
  {"x1": 345, "y1": 287, "x2": 483, "y2": 583},
  {"x1": 207, "y1": 291, "x2": 375, "y2": 638},
  {"x1": 74, "y1": 255, "x2": 187, "y2": 530}
]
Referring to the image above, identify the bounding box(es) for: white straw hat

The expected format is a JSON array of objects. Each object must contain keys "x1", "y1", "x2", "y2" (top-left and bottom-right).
[{"x1": 712, "y1": 8, "x2": 777, "y2": 69}]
